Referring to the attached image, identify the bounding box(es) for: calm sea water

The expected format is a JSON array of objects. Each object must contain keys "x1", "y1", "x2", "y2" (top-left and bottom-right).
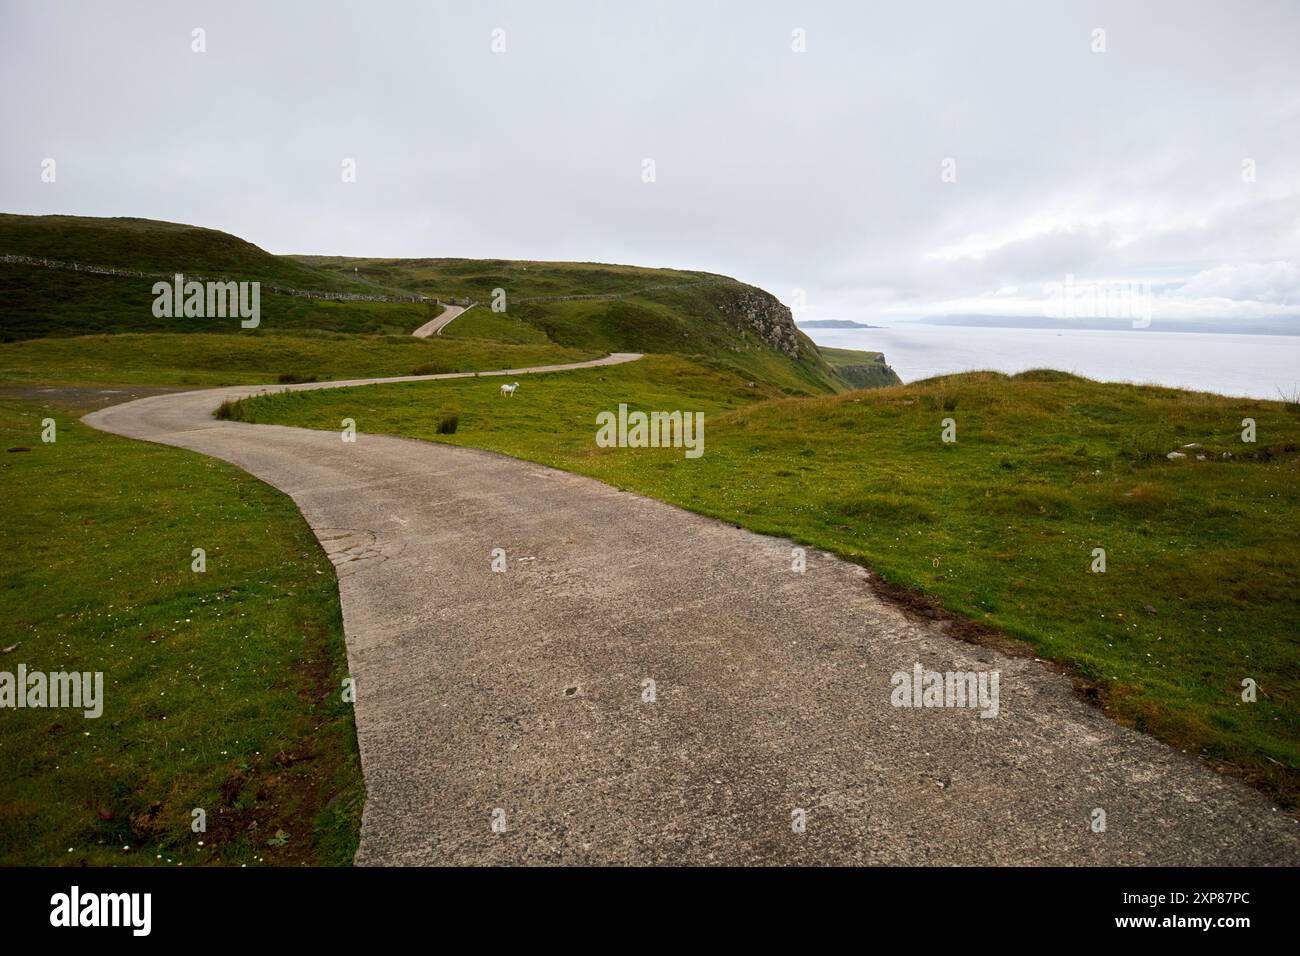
[{"x1": 805, "y1": 324, "x2": 1300, "y2": 400}]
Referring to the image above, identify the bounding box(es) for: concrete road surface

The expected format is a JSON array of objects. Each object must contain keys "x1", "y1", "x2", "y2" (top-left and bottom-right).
[
  {"x1": 83, "y1": 356, "x2": 1299, "y2": 865},
  {"x1": 412, "y1": 303, "x2": 468, "y2": 337}
]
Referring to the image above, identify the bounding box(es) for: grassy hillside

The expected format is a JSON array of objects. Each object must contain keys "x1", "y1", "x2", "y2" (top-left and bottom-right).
[
  {"x1": 0, "y1": 215, "x2": 381, "y2": 291},
  {"x1": 2, "y1": 217, "x2": 848, "y2": 397},
  {"x1": 0, "y1": 214, "x2": 443, "y2": 340},
  {"x1": 228, "y1": 365, "x2": 1300, "y2": 805},
  {"x1": 0, "y1": 395, "x2": 363, "y2": 865},
  {"x1": 0, "y1": 264, "x2": 436, "y2": 340},
  {"x1": 295, "y1": 254, "x2": 842, "y2": 394},
  {"x1": 292, "y1": 254, "x2": 718, "y2": 300}
]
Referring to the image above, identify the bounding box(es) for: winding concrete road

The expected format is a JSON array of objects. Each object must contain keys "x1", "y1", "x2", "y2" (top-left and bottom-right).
[
  {"x1": 412, "y1": 303, "x2": 468, "y2": 337},
  {"x1": 83, "y1": 357, "x2": 1299, "y2": 865}
]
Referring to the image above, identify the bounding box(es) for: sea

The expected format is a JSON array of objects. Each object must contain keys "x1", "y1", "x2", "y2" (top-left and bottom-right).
[{"x1": 803, "y1": 324, "x2": 1300, "y2": 401}]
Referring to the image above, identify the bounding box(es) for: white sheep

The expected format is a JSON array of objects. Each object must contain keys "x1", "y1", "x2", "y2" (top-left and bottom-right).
[{"x1": 499, "y1": 381, "x2": 519, "y2": 397}]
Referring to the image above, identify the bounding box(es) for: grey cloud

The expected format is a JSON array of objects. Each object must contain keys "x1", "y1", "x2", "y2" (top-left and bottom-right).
[{"x1": 1, "y1": 0, "x2": 1296, "y2": 324}]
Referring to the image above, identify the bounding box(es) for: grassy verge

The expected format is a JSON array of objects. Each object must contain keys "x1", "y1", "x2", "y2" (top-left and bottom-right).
[
  {"x1": 220, "y1": 354, "x2": 765, "y2": 442},
  {"x1": 0, "y1": 397, "x2": 363, "y2": 865},
  {"x1": 229, "y1": 362, "x2": 1300, "y2": 804}
]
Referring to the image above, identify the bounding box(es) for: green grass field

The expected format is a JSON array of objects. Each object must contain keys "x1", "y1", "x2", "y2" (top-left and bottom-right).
[
  {"x1": 224, "y1": 354, "x2": 764, "y2": 440},
  {"x1": 228, "y1": 362, "x2": 1300, "y2": 804},
  {"x1": 0, "y1": 396, "x2": 363, "y2": 865}
]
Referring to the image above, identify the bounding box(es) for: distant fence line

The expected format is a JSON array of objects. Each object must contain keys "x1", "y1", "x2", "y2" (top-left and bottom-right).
[{"x1": 0, "y1": 253, "x2": 436, "y2": 305}]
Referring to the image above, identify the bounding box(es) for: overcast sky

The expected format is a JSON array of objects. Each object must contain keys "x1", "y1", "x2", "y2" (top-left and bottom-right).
[{"x1": 2, "y1": 0, "x2": 1297, "y2": 325}]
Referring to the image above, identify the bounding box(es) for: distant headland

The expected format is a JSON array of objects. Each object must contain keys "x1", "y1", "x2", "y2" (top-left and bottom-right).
[{"x1": 795, "y1": 319, "x2": 882, "y2": 329}]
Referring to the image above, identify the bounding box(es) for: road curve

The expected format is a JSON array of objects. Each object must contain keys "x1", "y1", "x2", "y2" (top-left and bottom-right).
[
  {"x1": 412, "y1": 303, "x2": 468, "y2": 337},
  {"x1": 83, "y1": 357, "x2": 1299, "y2": 865}
]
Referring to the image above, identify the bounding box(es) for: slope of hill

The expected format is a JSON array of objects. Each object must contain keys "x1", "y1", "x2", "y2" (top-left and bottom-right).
[
  {"x1": 0, "y1": 214, "x2": 439, "y2": 340},
  {"x1": 294, "y1": 255, "x2": 842, "y2": 394},
  {"x1": 2, "y1": 216, "x2": 851, "y2": 395},
  {"x1": 0, "y1": 215, "x2": 382, "y2": 291}
]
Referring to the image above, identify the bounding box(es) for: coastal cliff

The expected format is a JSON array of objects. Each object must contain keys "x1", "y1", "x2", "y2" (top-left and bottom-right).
[{"x1": 816, "y1": 345, "x2": 904, "y2": 390}]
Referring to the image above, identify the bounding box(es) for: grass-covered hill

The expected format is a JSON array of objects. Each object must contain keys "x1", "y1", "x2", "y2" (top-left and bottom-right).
[
  {"x1": 294, "y1": 255, "x2": 841, "y2": 393},
  {"x1": 0, "y1": 215, "x2": 382, "y2": 291},
  {"x1": 0, "y1": 214, "x2": 432, "y2": 340},
  {"x1": 2, "y1": 215, "x2": 846, "y2": 394},
  {"x1": 294, "y1": 254, "x2": 718, "y2": 301}
]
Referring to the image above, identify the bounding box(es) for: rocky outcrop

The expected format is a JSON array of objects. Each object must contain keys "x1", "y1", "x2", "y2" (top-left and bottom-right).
[{"x1": 711, "y1": 287, "x2": 801, "y2": 358}]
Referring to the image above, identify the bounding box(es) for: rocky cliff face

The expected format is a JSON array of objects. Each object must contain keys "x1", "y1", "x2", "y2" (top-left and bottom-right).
[
  {"x1": 833, "y1": 355, "x2": 902, "y2": 390},
  {"x1": 712, "y1": 286, "x2": 801, "y2": 358}
]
